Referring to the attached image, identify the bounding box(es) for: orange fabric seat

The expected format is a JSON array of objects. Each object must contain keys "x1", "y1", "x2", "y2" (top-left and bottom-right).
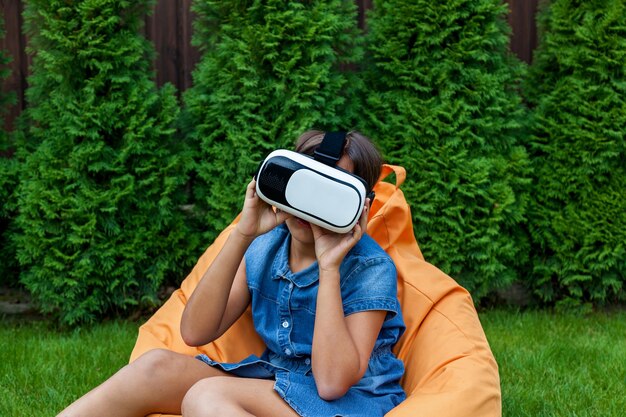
[{"x1": 130, "y1": 165, "x2": 501, "y2": 417}]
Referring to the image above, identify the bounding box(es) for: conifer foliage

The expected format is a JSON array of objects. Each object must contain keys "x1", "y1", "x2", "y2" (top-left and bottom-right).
[
  {"x1": 361, "y1": 0, "x2": 530, "y2": 299},
  {"x1": 524, "y1": 0, "x2": 626, "y2": 307},
  {"x1": 0, "y1": 15, "x2": 18, "y2": 286},
  {"x1": 184, "y1": 0, "x2": 362, "y2": 242},
  {"x1": 15, "y1": 0, "x2": 191, "y2": 325}
]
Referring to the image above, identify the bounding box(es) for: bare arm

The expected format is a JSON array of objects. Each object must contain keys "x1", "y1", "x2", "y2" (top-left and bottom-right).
[
  {"x1": 312, "y1": 276, "x2": 387, "y2": 400},
  {"x1": 180, "y1": 231, "x2": 253, "y2": 346},
  {"x1": 310, "y1": 199, "x2": 386, "y2": 400},
  {"x1": 181, "y1": 179, "x2": 291, "y2": 347}
]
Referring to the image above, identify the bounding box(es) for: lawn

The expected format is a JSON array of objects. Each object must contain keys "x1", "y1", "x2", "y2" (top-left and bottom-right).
[
  {"x1": 481, "y1": 309, "x2": 626, "y2": 417},
  {"x1": 0, "y1": 318, "x2": 137, "y2": 417},
  {"x1": 1, "y1": 309, "x2": 624, "y2": 416}
]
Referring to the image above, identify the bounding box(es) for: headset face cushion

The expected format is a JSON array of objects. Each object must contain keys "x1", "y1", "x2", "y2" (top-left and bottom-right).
[{"x1": 256, "y1": 150, "x2": 367, "y2": 233}]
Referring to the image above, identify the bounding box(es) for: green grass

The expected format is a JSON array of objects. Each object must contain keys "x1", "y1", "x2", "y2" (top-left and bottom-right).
[
  {"x1": 1, "y1": 310, "x2": 624, "y2": 416},
  {"x1": 480, "y1": 309, "x2": 626, "y2": 417},
  {"x1": 0, "y1": 317, "x2": 138, "y2": 417}
]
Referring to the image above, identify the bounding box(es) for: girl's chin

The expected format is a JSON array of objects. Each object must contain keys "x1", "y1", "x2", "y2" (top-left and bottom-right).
[{"x1": 286, "y1": 218, "x2": 313, "y2": 239}]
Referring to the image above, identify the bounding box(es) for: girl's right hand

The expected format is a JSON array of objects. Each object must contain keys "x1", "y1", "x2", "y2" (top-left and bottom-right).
[{"x1": 235, "y1": 179, "x2": 292, "y2": 240}]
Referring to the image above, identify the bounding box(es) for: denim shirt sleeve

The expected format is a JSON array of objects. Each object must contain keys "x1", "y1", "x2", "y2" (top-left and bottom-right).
[{"x1": 340, "y1": 237, "x2": 401, "y2": 320}]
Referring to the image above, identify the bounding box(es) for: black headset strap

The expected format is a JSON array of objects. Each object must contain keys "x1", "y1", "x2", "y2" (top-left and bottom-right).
[
  {"x1": 314, "y1": 131, "x2": 347, "y2": 166},
  {"x1": 313, "y1": 131, "x2": 375, "y2": 203}
]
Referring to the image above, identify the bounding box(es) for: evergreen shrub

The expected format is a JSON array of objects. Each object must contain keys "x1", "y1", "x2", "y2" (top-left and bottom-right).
[
  {"x1": 184, "y1": 0, "x2": 362, "y2": 242},
  {"x1": 524, "y1": 0, "x2": 626, "y2": 308},
  {"x1": 0, "y1": 15, "x2": 18, "y2": 287},
  {"x1": 361, "y1": 0, "x2": 530, "y2": 300},
  {"x1": 15, "y1": 0, "x2": 193, "y2": 325}
]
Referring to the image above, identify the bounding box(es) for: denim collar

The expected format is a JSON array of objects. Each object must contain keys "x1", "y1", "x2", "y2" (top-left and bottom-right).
[{"x1": 271, "y1": 229, "x2": 319, "y2": 288}]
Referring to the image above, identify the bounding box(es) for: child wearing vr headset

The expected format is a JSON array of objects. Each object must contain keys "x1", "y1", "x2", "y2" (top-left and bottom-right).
[{"x1": 57, "y1": 131, "x2": 405, "y2": 417}]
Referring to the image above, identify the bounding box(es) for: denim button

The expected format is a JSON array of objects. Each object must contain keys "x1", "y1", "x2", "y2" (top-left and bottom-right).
[
  {"x1": 284, "y1": 348, "x2": 292, "y2": 355},
  {"x1": 305, "y1": 358, "x2": 311, "y2": 365},
  {"x1": 282, "y1": 320, "x2": 289, "y2": 328}
]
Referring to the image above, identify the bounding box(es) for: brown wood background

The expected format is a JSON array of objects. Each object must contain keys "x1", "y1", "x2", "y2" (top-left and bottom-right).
[{"x1": 1, "y1": 0, "x2": 539, "y2": 132}]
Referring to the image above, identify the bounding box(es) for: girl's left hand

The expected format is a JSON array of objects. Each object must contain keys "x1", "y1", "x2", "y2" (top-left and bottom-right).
[
  {"x1": 236, "y1": 179, "x2": 292, "y2": 239},
  {"x1": 311, "y1": 199, "x2": 370, "y2": 273}
]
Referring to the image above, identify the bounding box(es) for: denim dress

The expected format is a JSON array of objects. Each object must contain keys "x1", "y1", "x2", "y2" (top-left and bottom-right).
[{"x1": 197, "y1": 225, "x2": 406, "y2": 417}]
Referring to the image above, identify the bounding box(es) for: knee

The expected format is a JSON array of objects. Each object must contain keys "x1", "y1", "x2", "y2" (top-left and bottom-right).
[
  {"x1": 181, "y1": 377, "x2": 233, "y2": 417},
  {"x1": 129, "y1": 348, "x2": 181, "y2": 382}
]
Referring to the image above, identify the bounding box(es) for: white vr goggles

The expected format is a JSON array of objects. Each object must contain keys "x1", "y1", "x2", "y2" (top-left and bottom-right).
[{"x1": 255, "y1": 132, "x2": 373, "y2": 234}]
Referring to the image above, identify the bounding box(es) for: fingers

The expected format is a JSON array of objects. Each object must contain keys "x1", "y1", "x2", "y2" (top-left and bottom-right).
[
  {"x1": 245, "y1": 179, "x2": 257, "y2": 199},
  {"x1": 351, "y1": 222, "x2": 363, "y2": 241},
  {"x1": 359, "y1": 198, "x2": 370, "y2": 235},
  {"x1": 344, "y1": 201, "x2": 368, "y2": 243},
  {"x1": 309, "y1": 222, "x2": 324, "y2": 239}
]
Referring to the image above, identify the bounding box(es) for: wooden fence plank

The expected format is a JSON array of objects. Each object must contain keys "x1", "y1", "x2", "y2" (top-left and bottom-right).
[
  {"x1": 149, "y1": 0, "x2": 180, "y2": 89},
  {"x1": 507, "y1": 0, "x2": 539, "y2": 64},
  {"x1": 1, "y1": 0, "x2": 539, "y2": 132},
  {"x1": 179, "y1": 0, "x2": 200, "y2": 92},
  {"x1": 1, "y1": 0, "x2": 28, "y2": 131},
  {"x1": 357, "y1": 0, "x2": 373, "y2": 30}
]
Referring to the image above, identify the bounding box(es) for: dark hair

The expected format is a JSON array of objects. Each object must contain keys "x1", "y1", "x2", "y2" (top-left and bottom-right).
[{"x1": 295, "y1": 130, "x2": 383, "y2": 193}]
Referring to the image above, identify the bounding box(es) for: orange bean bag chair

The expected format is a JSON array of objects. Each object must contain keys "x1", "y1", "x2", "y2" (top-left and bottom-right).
[{"x1": 130, "y1": 165, "x2": 501, "y2": 417}]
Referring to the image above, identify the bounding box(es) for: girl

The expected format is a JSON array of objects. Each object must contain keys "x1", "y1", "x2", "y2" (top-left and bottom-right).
[{"x1": 57, "y1": 130, "x2": 405, "y2": 417}]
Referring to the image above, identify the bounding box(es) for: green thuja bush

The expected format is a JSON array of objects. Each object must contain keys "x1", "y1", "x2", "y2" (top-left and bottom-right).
[
  {"x1": 184, "y1": 0, "x2": 362, "y2": 242},
  {"x1": 524, "y1": 0, "x2": 626, "y2": 308},
  {"x1": 0, "y1": 15, "x2": 18, "y2": 287},
  {"x1": 361, "y1": 0, "x2": 530, "y2": 300},
  {"x1": 16, "y1": 0, "x2": 193, "y2": 325}
]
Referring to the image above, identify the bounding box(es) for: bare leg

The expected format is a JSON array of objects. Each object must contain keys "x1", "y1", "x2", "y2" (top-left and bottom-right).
[
  {"x1": 57, "y1": 349, "x2": 230, "y2": 417},
  {"x1": 181, "y1": 376, "x2": 299, "y2": 417}
]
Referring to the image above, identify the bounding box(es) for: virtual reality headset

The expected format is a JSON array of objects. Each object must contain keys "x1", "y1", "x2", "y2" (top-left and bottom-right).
[{"x1": 255, "y1": 132, "x2": 372, "y2": 234}]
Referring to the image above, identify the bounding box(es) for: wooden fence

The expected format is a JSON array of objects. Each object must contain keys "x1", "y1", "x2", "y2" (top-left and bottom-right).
[{"x1": 1, "y1": 0, "x2": 539, "y2": 131}]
